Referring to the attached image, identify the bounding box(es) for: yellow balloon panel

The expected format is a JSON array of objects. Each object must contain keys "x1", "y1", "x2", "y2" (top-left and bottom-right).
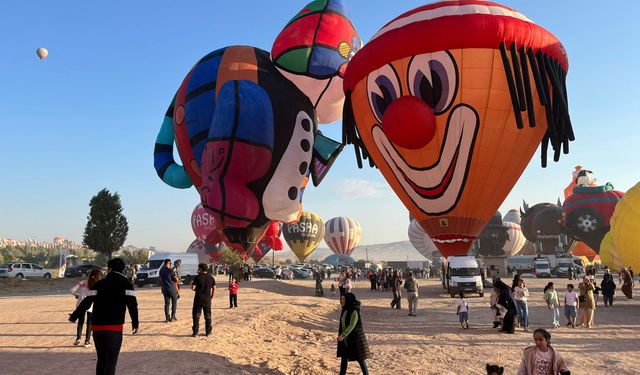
[{"x1": 610, "y1": 182, "x2": 640, "y2": 271}]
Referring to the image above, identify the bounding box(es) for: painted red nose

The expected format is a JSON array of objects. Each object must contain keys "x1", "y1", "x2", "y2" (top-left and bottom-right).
[{"x1": 381, "y1": 96, "x2": 436, "y2": 150}]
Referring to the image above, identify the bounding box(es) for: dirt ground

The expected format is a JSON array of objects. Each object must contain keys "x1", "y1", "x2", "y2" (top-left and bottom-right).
[{"x1": 1, "y1": 275, "x2": 639, "y2": 374}]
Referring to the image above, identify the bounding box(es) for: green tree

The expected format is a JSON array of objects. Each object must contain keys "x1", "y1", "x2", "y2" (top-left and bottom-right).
[
  {"x1": 82, "y1": 189, "x2": 129, "y2": 261},
  {"x1": 219, "y1": 246, "x2": 243, "y2": 265}
]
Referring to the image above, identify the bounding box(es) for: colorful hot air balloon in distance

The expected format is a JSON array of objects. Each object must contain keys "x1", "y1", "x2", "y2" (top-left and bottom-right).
[
  {"x1": 324, "y1": 216, "x2": 361, "y2": 256},
  {"x1": 153, "y1": 0, "x2": 358, "y2": 255},
  {"x1": 36, "y1": 47, "x2": 48, "y2": 61},
  {"x1": 609, "y1": 182, "x2": 640, "y2": 272},
  {"x1": 343, "y1": 0, "x2": 573, "y2": 258},
  {"x1": 186, "y1": 240, "x2": 221, "y2": 263},
  {"x1": 191, "y1": 203, "x2": 216, "y2": 242},
  {"x1": 408, "y1": 219, "x2": 439, "y2": 259},
  {"x1": 283, "y1": 211, "x2": 324, "y2": 262},
  {"x1": 502, "y1": 221, "x2": 526, "y2": 256}
]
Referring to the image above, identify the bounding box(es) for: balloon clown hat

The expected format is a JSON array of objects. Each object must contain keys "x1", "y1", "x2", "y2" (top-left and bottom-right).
[
  {"x1": 272, "y1": 0, "x2": 360, "y2": 123},
  {"x1": 342, "y1": 0, "x2": 574, "y2": 257}
]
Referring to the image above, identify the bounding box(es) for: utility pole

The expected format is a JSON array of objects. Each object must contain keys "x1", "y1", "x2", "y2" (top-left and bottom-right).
[
  {"x1": 272, "y1": 249, "x2": 275, "y2": 267},
  {"x1": 366, "y1": 247, "x2": 369, "y2": 263}
]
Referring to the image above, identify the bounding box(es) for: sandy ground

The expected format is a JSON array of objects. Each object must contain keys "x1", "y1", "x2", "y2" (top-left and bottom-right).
[{"x1": 1, "y1": 275, "x2": 640, "y2": 375}]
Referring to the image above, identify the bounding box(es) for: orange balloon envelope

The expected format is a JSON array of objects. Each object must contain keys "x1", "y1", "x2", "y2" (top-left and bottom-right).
[{"x1": 343, "y1": 1, "x2": 573, "y2": 257}]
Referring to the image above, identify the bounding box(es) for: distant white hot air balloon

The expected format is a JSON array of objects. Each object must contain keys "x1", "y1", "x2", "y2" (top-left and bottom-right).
[
  {"x1": 502, "y1": 221, "x2": 526, "y2": 256},
  {"x1": 503, "y1": 209, "x2": 521, "y2": 225},
  {"x1": 408, "y1": 219, "x2": 439, "y2": 259},
  {"x1": 36, "y1": 47, "x2": 48, "y2": 61}
]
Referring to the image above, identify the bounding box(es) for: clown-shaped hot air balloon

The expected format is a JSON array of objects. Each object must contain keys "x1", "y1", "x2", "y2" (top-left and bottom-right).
[
  {"x1": 408, "y1": 219, "x2": 440, "y2": 259},
  {"x1": 324, "y1": 216, "x2": 361, "y2": 256},
  {"x1": 283, "y1": 211, "x2": 324, "y2": 262},
  {"x1": 343, "y1": 1, "x2": 573, "y2": 258},
  {"x1": 153, "y1": 0, "x2": 359, "y2": 256}
]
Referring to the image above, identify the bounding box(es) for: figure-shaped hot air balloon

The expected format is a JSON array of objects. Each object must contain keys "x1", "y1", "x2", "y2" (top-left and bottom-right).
[
  {"x1": 408, "y1": 219, "x2": 439, "y2": 259},
  {"x1": 563, "y1": 171, "x2": 624, "y2": 251},
  {"x1": 324, "y1": 216, "x2": 361, "y2": 256},
  {"x1": 562, "y1": 166, "x2": 598, "y2": 260},
  {"x1": 153, "y1": 0, "x2": 359, "y2": 256},
  {"x1": 251, "y1": 222, "x2": 283, "y2": 263},
  {"x1": 502, "y1": 221, "x2": 526, "y2": 256},
  {"x1": 475, "y1": 212, "x2": 509, "y2": 256},
  {"x1": 36, "y1": 48, "x2": 48, "y2": 61},
  {"x1": 609, "y1": 182, "x2": 640, "y2": 271},
  {"x1": 186, "y1": 240, "x2": 221, "y2": 263},
  {"x1": 521, "y1": 202, "x2": 565, "y2": 255},
  {"x1": 342, "y1": 1, "x2": 573, "y2": 258},
  {"x1": 283, "y1": 211, "x2": 324, "y2": 262}
]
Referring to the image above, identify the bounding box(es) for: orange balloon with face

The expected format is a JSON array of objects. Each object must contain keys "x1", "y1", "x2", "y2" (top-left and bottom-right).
[{"x1": 343, "y1": 1, "x2": 574, "y2": 257}]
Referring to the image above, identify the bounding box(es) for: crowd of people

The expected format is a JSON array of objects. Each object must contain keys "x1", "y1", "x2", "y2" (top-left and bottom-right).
[{"x1": 66, "y1": 257, "x2": 638, "y2": 374}]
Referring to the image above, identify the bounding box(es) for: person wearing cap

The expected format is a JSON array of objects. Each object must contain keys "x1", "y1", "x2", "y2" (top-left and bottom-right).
[
  {"x1": 69, "y1": 257, "x2": 139, "y2": 375},
  {"x1": 191, "y1": 263, "x2": 216, "y2": 337}
]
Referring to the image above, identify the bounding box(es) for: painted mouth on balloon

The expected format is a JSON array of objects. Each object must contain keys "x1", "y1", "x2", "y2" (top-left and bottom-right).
[
  {"x1": 372, "y1": 104, "x2": 479, "y2": 215},
  {"x1": 431, "y1": 234, "x2": 475, "y2": 244}
]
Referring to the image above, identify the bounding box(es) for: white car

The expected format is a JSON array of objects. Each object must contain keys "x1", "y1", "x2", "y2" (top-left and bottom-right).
[{"x1": 0, "y1": 263, "x2": 52, "y2": 279}]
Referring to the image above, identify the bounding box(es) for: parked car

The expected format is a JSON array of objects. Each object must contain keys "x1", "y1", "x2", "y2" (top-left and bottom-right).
[
  {"x1": 252, "y1": 268, "x2": 275, "y2": 279},
  {"x1": 0, "y1": 263, "x2": 52, "y2": 279},
  {"x1": 64, "y1": 264, "x2": 101, "y2": 278},
  {"x1": 291, "y1": 268, "x2": 312, "y2": 279}
]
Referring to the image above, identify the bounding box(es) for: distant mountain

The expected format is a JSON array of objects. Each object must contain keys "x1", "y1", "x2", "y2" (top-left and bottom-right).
[{"x1": 271, "y1": 241, "x2": 428, "y2": 262}]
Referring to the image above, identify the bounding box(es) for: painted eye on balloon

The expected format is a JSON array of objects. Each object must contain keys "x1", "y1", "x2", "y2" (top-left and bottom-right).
[
  {"x1": 407, "y1": 51, "x2": 458, "y2": 115},
  {"x1": 366, "y1": 64, "x2": 402, "y2": 123}
]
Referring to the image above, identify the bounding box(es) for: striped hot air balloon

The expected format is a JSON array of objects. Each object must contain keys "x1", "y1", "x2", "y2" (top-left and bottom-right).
[
  {"x1": 324, "y1": 216, "x2": 361, "y2": 256},
  {"x1": 502, "y1": 221, "x2": 526, "y2": 256},
  {"x1": 408, "y1": 219, "x2": 439, "y2": 259}
]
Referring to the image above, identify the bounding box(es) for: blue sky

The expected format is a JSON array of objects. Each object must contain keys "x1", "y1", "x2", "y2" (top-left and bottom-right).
[{"x1": 1, "y1": 1, "x2": 638, "y2": 251}]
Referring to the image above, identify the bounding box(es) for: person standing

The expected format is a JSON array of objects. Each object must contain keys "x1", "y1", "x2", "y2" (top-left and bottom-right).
[
  {"x1": 543, "y1": 282, "x2": 560, "y2": 328},
  {"x1": 160, "y1": 259, "x2": 178, "y2": 322},
  {"x1": 621, "y1": 268, "x2": 634, "y2": 299},
  {"x1": 564, "y1": 284, "x2": 578, "y2": 328},
  {"x1": 338, "y1": 271, "x2": 347, "y2": 297},
  {"x1": 315, "y1": 271, "x2": 324, "y2": 297},
  {"x1": 368, "y1": 271, "x2": 377, "y2": 292},
  {"x1": 228, "y1": 277, "x2": 239, "y2": 308},
  {"x1": 513, "y1": 279, "x2": 530, "y2": 331},
  {"x1": 344, "y1": 273, "x2": 353, "y2": 294},
  {"x1": 578, "y1": 276, "x2": 596, "y2": 328},
  {"x1": 337, "y1": 293, "x2": 370, "y2": 375},
  {"x1": 191, "y1": 263, "x2": 215, "y2": 337},
  {"x1": 404, "y1": 271, "x2": 419, "y2": 316},
  {"x1": 601, "y1": 270, "x2": 616, "y2": 306},
  {"x1": 69, "y1": 258, "x2": 139, "y2": 375},
  {"x1": 275, "y1": 265, "x2": 282, "y2": 281},
  {"x1": 390, "y1": 271, "x2": 402, "y2": 310},
  {"x1": 70, "y1": 268, "x2": 102, "y2": 347},
  {"x1": 517, "y1": 329, "x2": 569, "y2": 375}
]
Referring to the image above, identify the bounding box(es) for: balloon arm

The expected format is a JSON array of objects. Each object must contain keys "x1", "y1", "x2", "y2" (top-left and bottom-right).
[
  {"x1": 153, "y1": 94, "x2": 193, "y2": 189},
  {"x1": 310, "y1": 132, "x2": 343, "y2": 186}
]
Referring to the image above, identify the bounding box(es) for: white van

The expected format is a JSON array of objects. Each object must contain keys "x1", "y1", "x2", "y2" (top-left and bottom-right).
[
  {"x1": 445, "y1": 256, "x2": 484, "y2": 297},
  {"x1": 136, "y1": 252, "x2": 199, "y2": 287},
  {"x1": 533, "y1": 257, "x2": 552, "y2": 278}
]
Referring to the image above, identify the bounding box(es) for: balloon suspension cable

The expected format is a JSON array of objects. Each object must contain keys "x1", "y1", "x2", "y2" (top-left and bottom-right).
[{"x1": 499, "y1": 41, "x2": 573, "y2": 168}]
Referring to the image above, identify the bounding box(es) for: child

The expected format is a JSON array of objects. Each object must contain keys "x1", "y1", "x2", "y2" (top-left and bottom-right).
[
  {"x1": 456, "y1": 292, "x2": 469, "y2": 329},
  {"x1": 564, "y1": 284, "x2": 578, "y2": 328},
  {"x1": 592, "y1": 279, "x2": 601, "y2": 307},
  {"x1": 330, "y1": 284, "x2": 337, "y2": 297},
  {"x1": 543, "y1": 282, "x2": 560, "y2": 328},
  {"x1": 517, "y1": 328, "x2": 570, "y2": 374},
  {"x1": 228, "y1": 277, "x2": 238, "y2": 308}
]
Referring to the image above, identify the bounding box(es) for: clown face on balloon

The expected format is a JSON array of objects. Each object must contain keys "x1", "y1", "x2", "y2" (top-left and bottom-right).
[
  {"x1": 153, "y1": 0, "x2": 359, "y2": 257},
  {"x1": 343, "y1": 1, "x2": 574, "y2": 257}
]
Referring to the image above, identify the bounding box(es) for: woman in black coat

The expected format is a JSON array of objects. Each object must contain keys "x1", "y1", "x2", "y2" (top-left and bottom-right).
[
  {"x1": 495, "y1": 280, "x2": 517, "y2": 334},
  {"x1": 337, "y1": 293, "x2": 370, "y2": 375},
  {"x1": 601, "y1": 270, "x2": 617, "y2": 306}
]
